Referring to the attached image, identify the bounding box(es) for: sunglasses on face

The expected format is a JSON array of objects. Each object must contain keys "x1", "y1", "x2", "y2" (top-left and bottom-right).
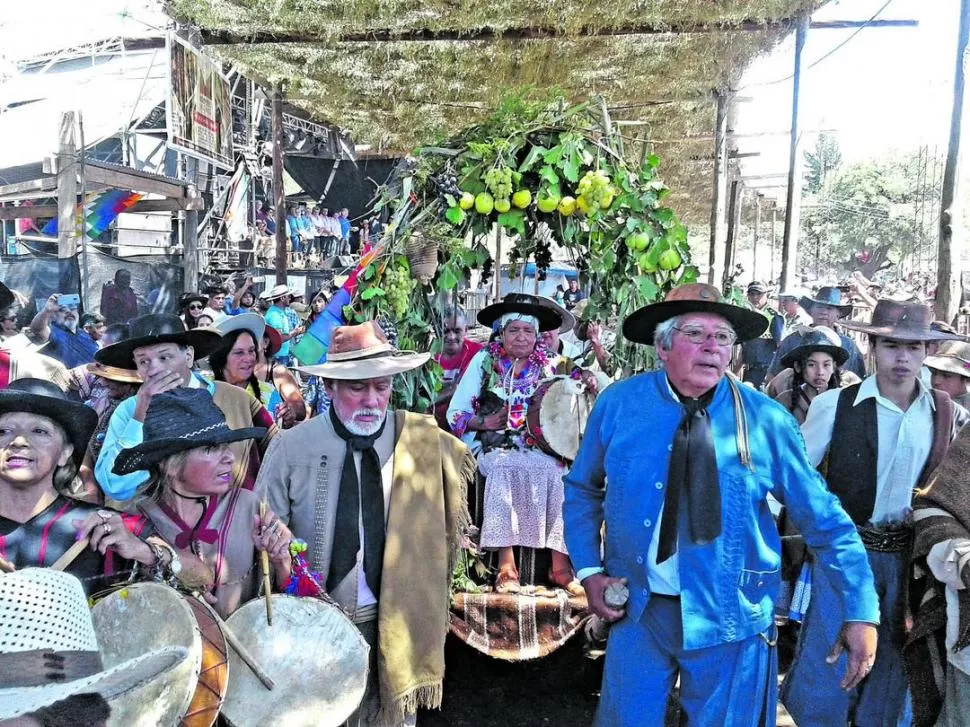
[{"x1": 189, "y1": 304, "x2": 204, "y2": 310}]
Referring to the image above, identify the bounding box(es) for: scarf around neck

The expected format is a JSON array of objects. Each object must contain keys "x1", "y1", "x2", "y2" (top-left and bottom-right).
[{"x1": 327, "y1": 406, "x2": 387, "y2": 596}]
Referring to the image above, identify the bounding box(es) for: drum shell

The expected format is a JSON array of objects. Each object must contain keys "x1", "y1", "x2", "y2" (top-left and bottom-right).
[
  {"x1": 526, "y1": 377, "x2": 593, "y2": 461},
  {"x1": 90, "y1": 582, "x2": 228, "y2": 727},
  {"x1": 221, "y1": 594, "x2": 369, "y2": 727}
]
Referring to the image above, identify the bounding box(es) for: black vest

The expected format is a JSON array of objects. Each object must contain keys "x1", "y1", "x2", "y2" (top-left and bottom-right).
[{"x1": 825, "y1": 383, "x2": 952, "y2": 525}]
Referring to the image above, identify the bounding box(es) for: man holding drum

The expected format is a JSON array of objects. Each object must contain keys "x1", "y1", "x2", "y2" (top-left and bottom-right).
[
  {"x1": 563, "y1": 283, "x2": 879, "y2": 726},
  {"x1": 257, "y1": 321, "x2": 474, "y2": 727}
]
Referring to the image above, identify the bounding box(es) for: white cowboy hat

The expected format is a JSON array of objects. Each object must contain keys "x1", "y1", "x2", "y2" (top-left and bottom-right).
[
  {"x1": 214, "y1": 311, "x2": 266, "y2": 344},
  {"x1": 0, "y1": 569, "x2": 187, "y2": 720},
  {"x1": 298, "y1": 321, "x2": 429, "y2": 380},
  {"x1": 260, "y1": 284, "x2": 291, "y2": 301}
]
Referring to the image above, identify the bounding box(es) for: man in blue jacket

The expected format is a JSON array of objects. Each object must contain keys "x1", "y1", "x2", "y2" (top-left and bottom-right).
[{"x1": 563, "y1": 283, "x2": 879, "y2": 727}]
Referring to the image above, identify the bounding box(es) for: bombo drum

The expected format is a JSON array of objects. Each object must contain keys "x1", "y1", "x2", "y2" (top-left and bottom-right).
[
  {"x1": 90, "y1": 582, "x2": 229, "y2": 727},
  {"x1": 526, "y1": 376, "x2": 596, "y2": 461},
  {"x1": 221, "y1": 594, "x2": 369, "y2": 727}
]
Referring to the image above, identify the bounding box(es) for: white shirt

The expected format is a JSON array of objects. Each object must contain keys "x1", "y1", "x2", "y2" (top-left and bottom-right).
[
  {"x1": 927, "y1": 538, "x2": 970, "y2": 674},
  {"x1": 801, "y1": 375, "x2": 935, "y2": 524}
]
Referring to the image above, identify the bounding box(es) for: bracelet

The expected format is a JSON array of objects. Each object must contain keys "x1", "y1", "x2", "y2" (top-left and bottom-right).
[{"x1": 145, "y1": 541, "x2": 168, "y2": 583}]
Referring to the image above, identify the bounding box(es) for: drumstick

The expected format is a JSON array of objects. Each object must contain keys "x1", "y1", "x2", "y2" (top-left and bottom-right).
[
  {"x1": 259, "y1": 501, "x2": 274, "y2": 626},
  {"x1": 51, "y1": 538, "x2": 89, "y2": 571},
  {"x1": 0, "y1": 554, "x2": 15, "y2": 573},
  {"x1": 194, "y1": 594, "x2": 276, "y2": 690}
]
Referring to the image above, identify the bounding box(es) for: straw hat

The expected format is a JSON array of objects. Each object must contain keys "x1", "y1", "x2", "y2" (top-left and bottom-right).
[
  {"x1": 623, "y1": 283, "x2": 769, "y2": 344},
  {"x1": 840, "y1": 300, "x2": 964, "y2": 342},
  {"x1": 112, "y1": 388, "x2": 266, "y2": 475},
  {"x1": 0, "y1": 568, "x2": 187, "y2": 720},
  {"x1": 94, "y1": 314, "x2": 223, "y2": 370},
  {"x1": 261, "y1": 284, "x2": 291, "y2": 302},
  {"x1": 298, "y1": 321, "x2": 429, "y2": 380},
  {"x1": 0, "y1": 379, "x2": 97, "y2": 467},
  {"x1": 925, "y1": 340, "x2": 970, "y2": 379},
  {"x1": 214, "y1": 311, "x2": 265, "y2": 346},
  {"x1": 85, "y1": 362, "x2": 142, "y2": 384}
]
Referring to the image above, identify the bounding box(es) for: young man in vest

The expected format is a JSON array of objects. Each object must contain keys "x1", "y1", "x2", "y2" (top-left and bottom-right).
[{"x1": 783, "y1": 300, "x2": 968, "y2": 727}]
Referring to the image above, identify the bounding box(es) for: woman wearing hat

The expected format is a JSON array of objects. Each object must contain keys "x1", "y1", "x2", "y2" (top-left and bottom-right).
[
  {"x1": 211, "y1": 313, "x2": 307, "y2": 429},
  {"x1": 178, "y1": 293, "x2": 208, "y2": 331},
  {"x1": 770, "y1": 327, "x2": 849, "y2": 425},
  {"x1": 0, "y1": 379, "x2": 164, "y2": 591},
  {"x1": 448, "y1": 293, "x2": 583, "y2": 595},
  {"x1": 117, "y1": 388, "x2": 293, "y2": 618}
]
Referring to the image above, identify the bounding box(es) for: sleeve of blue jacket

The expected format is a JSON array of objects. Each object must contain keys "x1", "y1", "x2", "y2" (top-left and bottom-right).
[
  {"x1": 562, "y1": 384, "x2": 615, "y2": 574},
  {"x1": 767, "y1": 411, "x2": 880, "y2": 625},
  {"x1": 94, "y1": 396, "x2": 150, "y2": 501}
]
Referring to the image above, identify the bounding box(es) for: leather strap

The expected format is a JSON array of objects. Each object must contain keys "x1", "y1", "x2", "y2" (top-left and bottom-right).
[{"x1": 0, "y1": 649, "x2": 103, "y2": 687}]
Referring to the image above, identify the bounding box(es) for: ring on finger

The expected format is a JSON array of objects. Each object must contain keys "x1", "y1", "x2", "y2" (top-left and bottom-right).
[
  {"x1": 97, "y1": 510, "x2": 112, "y2": 522},
  {"x1": 102, "y1": 523, "x2": 111, "y2": 534}
]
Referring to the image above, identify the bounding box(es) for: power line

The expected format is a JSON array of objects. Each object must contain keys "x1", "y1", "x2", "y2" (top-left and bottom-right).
[{"x1": 740, "y1": 0, "x2": 898, "y2": 90}]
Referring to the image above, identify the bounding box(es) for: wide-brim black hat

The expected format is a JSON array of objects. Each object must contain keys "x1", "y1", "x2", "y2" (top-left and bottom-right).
[
  {"x1": 0, "y1": 281, "x2": 14, "y2": 310},
  {"x1": 95, "y1": 314, "x2": 223, "y2": 369},
  {"x1": 112, "y1": 388, "x2": 266, "y2": 475},
  {"x1": 478, "y1": 293, "x2": 562, "y2": 332},
  {"x1": 0, "y1": 379, "x2": 97, "y2": 466},
  {"x1": 780, "y1": 327, "x2": 849, "y2": 368},
  {"x1": 623, "y1": 283, "x2": 769, "y2": 344}
]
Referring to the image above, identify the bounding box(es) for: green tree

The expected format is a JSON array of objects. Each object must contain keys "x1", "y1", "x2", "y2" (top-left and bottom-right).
[{"x1": 803, "y1": 132, "x2": 842, "y2": 195}]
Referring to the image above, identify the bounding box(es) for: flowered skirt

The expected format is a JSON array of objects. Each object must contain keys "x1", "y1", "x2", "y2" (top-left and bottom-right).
[{"x1": 478, "y1": 448, "x2": 567, "y2": 552}]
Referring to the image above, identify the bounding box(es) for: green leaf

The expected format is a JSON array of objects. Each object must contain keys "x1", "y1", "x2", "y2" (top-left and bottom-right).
[
  {"x1": 444, "y1": 206, "x2": 466, "y2": 225},
  {"x1": 437, "y1": 265, "x2": 460, "y2": 291},
  {"x1": 561, "y1": 157, "x2": 580, "y2": 184},
  {"x1": 444, "y1": 194, "x2": 457, "y2": 207},
  {"x1": 538, "y1": 165, "x2": 559, "y2": 186},
  {"x1": 360, "y1": 287, "x2": 385, "y2": 300},
  {"x1": 646, "y1": 154, "x2": 660, "y2": 170},
  {"x1": 543, "y1": 146, "x2": 564, "y2": 165},
  {"x1": 654, "y1": 208, "x2": 676, "y2": 229},
  {"x1": 635, "y1": 276, "x2": 659, "y2": 300},
  {"x1": 519, "y1": 145, "x2": 548, "y2": 172},
  {"x1": 497, "y1": 209, "x2": 526, "y2": 236},
  {"x1": 363, "y1": 263, "x2": 377, "y2": 281}
]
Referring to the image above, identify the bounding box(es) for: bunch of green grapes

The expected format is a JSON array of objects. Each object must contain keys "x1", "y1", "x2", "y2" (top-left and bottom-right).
[
  {"x1": 382, "y1": 263, "x2": 415, "y2": 319},
  {"x1": 484, "y1": 166, "x2": 513, "y2": 200},
  {"x1": 577, "y1": 169, "x2": 612, "y2": 208}
]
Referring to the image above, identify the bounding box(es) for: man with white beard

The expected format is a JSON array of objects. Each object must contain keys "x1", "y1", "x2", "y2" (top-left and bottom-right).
[{"x1": 257, "y1": 321, "x2": 475, "y2": 727}]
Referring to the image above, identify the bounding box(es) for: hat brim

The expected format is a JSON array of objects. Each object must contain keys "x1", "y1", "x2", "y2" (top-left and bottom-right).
[
  {"x1": 262, "y1": 325, "x2": 283, "y2": 358},
  {"x1": 924, "y1": 355, "x2": 970, "y2": 378},
  {"x1": 0, "y1": 391, "x2": 97, "y2": 466},
  {"x1": 838, "y1": 320, "x2": 964, "y2": 342},
  {"x1": 478, "y1": 301, "x2": 561, "y2": 332},
  {"x1": 214, "y1": 312, "x2": 266, "y2": 347},
  {"x1": 622, "y1": 300, "x2": 769, "y2": 345},
  {"x1": 800, "y1": 296, "x2": 852, "y2": 318},
  {"x1": 112, "y1": 426, "x2": 268, "y2": 475},
  {"x1": 0, "y1": 282, "x2": 14, "y2": 311},
  {"x1": 298, "y1": 352, "x2": 430, "y2": 380},
  {"x1": 0, "y1": 646, "x2": 187, "y2": 720},
  {"x1": 781, "y1": 343, "x2": 849, "y2": 369},
  {"x1": 94, "y1": 329, "x2": 224, "y2": 370},
  {"x1": 85, "y1": 363, "x2": 143, "y2": 384}
]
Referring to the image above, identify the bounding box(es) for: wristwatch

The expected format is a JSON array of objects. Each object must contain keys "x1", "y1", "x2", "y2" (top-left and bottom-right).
[{"x1": 155, "y1": 541, "x2": 182, "y2": 578}]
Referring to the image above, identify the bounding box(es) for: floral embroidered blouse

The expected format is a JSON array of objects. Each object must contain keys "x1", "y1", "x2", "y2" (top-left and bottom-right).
[{"x1": 447, "y1": 341, "x2": 575, "y2": 453}]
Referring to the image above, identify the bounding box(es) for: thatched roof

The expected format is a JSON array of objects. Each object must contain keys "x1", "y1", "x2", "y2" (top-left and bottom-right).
[{"x1": 168, "y1": 0, "x2": 824, "y2": 224}]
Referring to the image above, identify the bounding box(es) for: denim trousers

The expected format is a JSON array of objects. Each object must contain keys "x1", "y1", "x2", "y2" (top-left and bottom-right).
[
  {"x1": 596, "y1": 595, "x2": 777, "y2": 727},
  {"x1": 781, "y1": 549, "x2": 910, "y2": 727}
]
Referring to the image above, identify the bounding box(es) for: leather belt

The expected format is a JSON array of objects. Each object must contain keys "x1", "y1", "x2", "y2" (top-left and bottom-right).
[{"x1": 857, "y1": 524, "x2": 912, "y2": 553}]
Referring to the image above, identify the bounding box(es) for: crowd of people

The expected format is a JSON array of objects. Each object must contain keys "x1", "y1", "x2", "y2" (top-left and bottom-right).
[{"x1": 1, "y1": 262, "x2": 970, "y2": 727}]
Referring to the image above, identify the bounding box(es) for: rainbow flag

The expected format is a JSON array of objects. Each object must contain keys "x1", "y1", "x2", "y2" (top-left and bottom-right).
[{"x1": 42, "y1": 190, "x2": 143, "y2": 237}]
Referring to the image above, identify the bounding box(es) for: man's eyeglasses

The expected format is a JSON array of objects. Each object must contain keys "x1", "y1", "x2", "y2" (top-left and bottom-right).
[{"x1": 673, "y1": 326, "x2": 737, "y2": 347}]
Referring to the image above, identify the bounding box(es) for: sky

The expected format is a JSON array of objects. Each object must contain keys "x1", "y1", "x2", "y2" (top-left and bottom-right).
[{"x1": 736, "y1": 0, "x2": 960, "y2": 200}]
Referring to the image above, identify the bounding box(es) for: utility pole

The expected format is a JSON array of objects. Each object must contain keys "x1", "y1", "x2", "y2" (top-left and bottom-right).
[
  {"x1": 56, "y1": 112, "x2": 78, "y2": 259},
  {"x1": 723, "y1": 181, "x2": 742, "y2": 292},
  {"x1": 781, "y1": 12, "x2": 809, "y2": 291},
  {"x1": 770, "y1": 205, "x2": 778, "y2": 283},
  {"x1": 708, "y1": 89, "x2": 729, "y2": 287},
  {"x1": 937, "y1": 0, "x2": 970, "y2": 324},
  {"x1": 753, "y1": 195, "x2": 762, "y2": 281},
  {"x1": 272, "y1": 84, "x2": 287, "y2": 285}
]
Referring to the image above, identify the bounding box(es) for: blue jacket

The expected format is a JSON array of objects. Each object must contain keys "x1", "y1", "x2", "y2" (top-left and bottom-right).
[{"x1": 563, "y1": 371, "x2": 879, "y2": 650}]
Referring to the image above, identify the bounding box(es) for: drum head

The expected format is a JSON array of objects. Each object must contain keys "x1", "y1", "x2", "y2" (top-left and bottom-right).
[
  {"x1": 538, "y1": 377, "x2": 593, "y2": 461},
  {"x1": 221, "y1": 595, "x2": 369, "y2": 727},
  {"x1": 91, "y1": 583, "x2": 201, "y2": 727}
]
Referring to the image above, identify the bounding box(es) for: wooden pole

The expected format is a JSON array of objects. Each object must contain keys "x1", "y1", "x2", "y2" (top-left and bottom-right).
[
  {"x1": 272, "y1": 85, "x2": 287, "y2": 285},
  {"x1": 184, "y1": 205, "x2": 199, "y2": 292},
  {"x1": 936, "y1": 0, "x2": 970, "y2": 324},
  {"x1": 708, "y1": 90, "x2": 729, "y2": 286},
  {"x1": 752, "y1": 195, "x2": 762, "y2": 281},
  {"x1": 770, "y1": 206, "x2": 778, "y2": 283},
  {"x1": 493, "y1": 224, "x2": 503, "y2": 302},
  {"x1": 56, "y1": 111, "x2": 78, "y2": 259},
  {"x1": 780, "y1": 12, "x2": 809, "y2": 291},
  {"x1": 723, "y1": 180, "x2": 742, "y2": 291}
]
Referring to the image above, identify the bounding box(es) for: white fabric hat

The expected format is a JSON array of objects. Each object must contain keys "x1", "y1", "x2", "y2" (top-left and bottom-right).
[
  {"x1": 260, "y1": 284, "x2": 291, "y2": 301},
  {"x1": 214, "y1": 311, "x2": 266, "y2": 344},
  {"x1": 0, "y1": 569, "x2": 187, "y2": 720}
]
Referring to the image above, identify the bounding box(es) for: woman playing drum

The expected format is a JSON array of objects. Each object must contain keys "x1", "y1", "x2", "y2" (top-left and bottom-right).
[
  {"x1": 114, "y1": 387, "x2": 293, "y2": 618},
  {"x1": 447, "y1": 293, "x2": 584, "y2": 596}
]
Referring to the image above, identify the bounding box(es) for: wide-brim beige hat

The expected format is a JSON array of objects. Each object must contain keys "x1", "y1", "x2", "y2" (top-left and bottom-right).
[
  {"x1": 298, "y1": 321, "x2": 430, "y2": 380},
  {"x1": 214, "y1": 311, "x2": 266, "y2": 345},
  {"x1": 0, "y1": 569, "x2": 187, "y2": 720},
  {"x1": 261, "y1": 284, "x2": 291, "y2": 301},
  {"x1": 925, "y1": 340, "x2": 970, "y2": 379}
]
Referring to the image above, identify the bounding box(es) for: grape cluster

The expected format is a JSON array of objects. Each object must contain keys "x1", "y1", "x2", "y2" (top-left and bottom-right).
[
  {"x1": 382, "y1": 264, "x2": 416, "y2": 319},
  {"x1": 534, "y1": 238, "x2": 553, "y2": 282},
  {"x1": 432, "y1": 172, "x2": 462, "y2": 210},
  {"x1": 577, "y1": 169, "x2": 613, "y2": 209},
  {"x1": 484, "y1": 166, "x2": 513, "y2": 200},
  {"x1": 481, "y1": 254, "x2": 494, "y2": 284},
  {"x1": 376, "y1": 315, "x2": 399, "y2": 347}
]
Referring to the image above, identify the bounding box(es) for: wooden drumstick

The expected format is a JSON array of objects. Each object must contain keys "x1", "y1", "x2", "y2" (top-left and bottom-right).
[
  {"x1": 194, "y1": 594, "x2": 276, "y2": 690},
  {"x1": 51, "y1": 538, "x2": 90, "y2": 571},
  {"x1": 259, "y1": 501, "x2": 273, "y2": 626},
  {"x1": 0, "y1": 554, "x2": 15, "y2": 573}
]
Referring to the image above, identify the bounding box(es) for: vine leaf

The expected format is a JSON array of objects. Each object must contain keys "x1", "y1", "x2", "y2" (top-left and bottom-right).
[
  {"x1": 497, "y1": 210, "x2": 526, "y2": 237},
  {"x1": 360, "y1": 287, "x2": 385, "y2": 300}
]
